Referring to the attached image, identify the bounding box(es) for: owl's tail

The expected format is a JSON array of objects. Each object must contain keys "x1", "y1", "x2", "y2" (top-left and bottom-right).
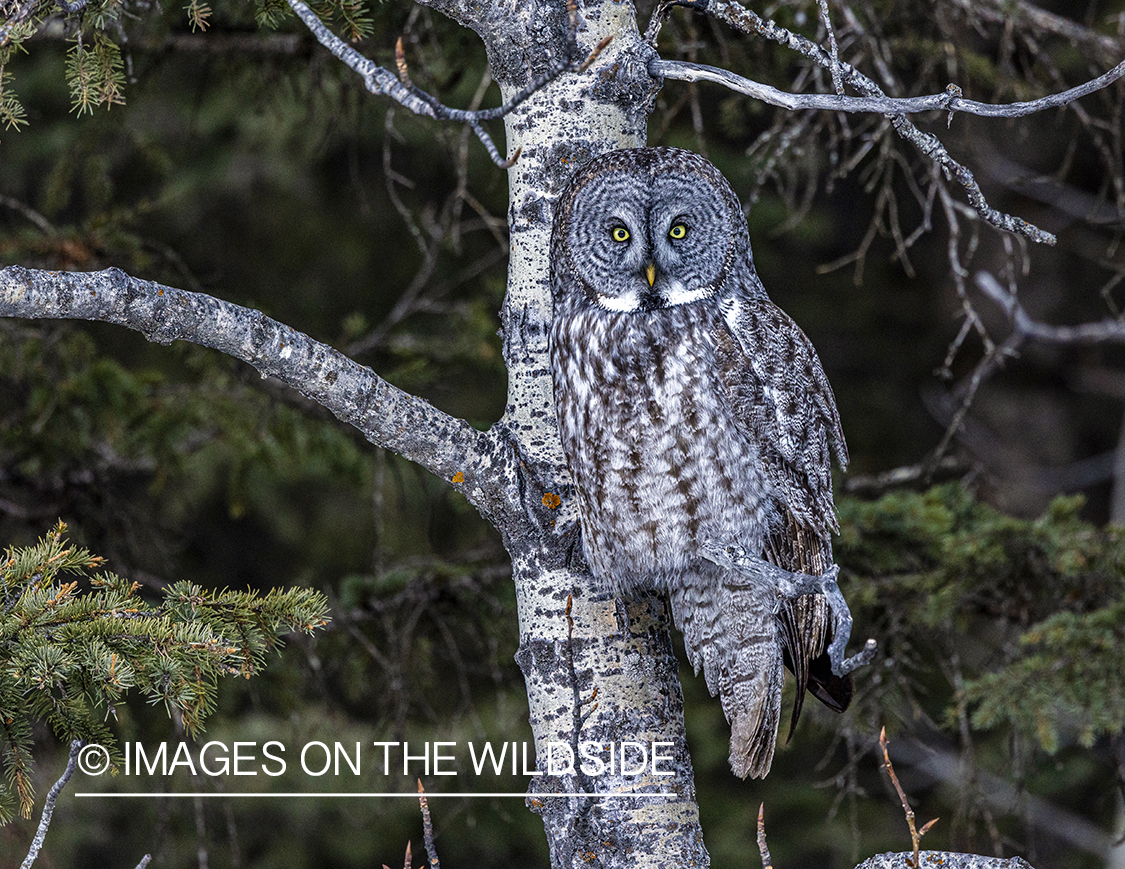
[{"x1": 669, "y1": 564, "x2": 784, "y2": 779}]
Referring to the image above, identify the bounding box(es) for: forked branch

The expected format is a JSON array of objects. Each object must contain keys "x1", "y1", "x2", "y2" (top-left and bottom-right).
[
  {"x1": 880, "y1": 727, "x2": 939, "y2": 869},
  {"x1": 286, "y1": 0, "x2": 610, "y2": 167},
  {"x1": 975, "y1": 271, "x2": 1125, "y2": 345}
]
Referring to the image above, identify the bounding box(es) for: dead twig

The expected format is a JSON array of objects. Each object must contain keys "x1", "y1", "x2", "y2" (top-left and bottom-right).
[
  {"x1": 879, "y1": 727, "x2": 939, "y2": 869},
  {"x1": 286, "y1": 0, "x2": 610, "y2": 167},
  {"x1": 21, "y1": 740, "x2": 83, "y2": 869},
  {"x1": 975, "y1": 271, "x2": 1125, "y2": 345},
  {"x1": 417, "y1": 780, "x2": 440, "y2": 869},
  {"x1": 756, "y1": 803, "x2": 773, "y2": 869},
  {"x1": 817, "y1": 0, "x2": 844, "y2": 96},
  {"x1": 381, "y1": 840, "x2": 414, "y2": 869}
]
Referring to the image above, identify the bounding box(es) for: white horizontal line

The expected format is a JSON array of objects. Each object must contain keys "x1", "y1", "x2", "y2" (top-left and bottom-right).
[{"x1": 75, "y1": 792, "x2": 676, "y2": 799}]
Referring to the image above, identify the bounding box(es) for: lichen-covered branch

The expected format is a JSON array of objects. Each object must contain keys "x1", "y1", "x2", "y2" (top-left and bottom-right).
[
  {"x1": 0, "y1": 0, "x2": 39, "y2": 48},
  {"x1": 286, "y1": 0, "x2": 595, "y2": 167},
  {"x1": 20, "y1": 740, "x2": 82, "y2": 869},
  {"x1": 0, "y1": 265, "x2": 514, "y2": 525},
  {"x1": 649, "y1": 57, "x2": 1125, "y2": 120}
]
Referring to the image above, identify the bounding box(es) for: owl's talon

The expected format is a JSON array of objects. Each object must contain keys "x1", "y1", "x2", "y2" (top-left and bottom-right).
[
  {"x1": 699, "y1": 540, "x2": 876, "y2": 677},
  {"x1": 837, "y1": 638, "x2": 878, "y2": 676},
  {"x1": 816, "y1": 571, "x2": 877, "y2": 677}
]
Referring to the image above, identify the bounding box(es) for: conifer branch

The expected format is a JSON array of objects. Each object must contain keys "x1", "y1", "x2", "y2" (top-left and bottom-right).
[{"x1": 0, "y1": 522, "x2": 331, "y2": 818}]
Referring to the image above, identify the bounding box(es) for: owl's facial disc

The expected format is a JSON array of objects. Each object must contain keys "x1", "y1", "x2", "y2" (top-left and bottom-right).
[
  {"x1": 567, "y1": 188, "x2": 656, "y2": 312},
  {"x1": 566, "y1": 167, "x2": 738, "y2": 314}
]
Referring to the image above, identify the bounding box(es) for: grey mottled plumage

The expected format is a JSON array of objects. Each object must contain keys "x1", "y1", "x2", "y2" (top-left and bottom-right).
[{"x1": 548, "y1": 147, "x2": 851, "y2": 779}]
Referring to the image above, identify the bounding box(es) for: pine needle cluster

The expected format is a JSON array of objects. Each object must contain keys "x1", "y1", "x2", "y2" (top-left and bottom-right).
[{"x1": 0, "y1": 521, "x2": 329, "y2": 823}]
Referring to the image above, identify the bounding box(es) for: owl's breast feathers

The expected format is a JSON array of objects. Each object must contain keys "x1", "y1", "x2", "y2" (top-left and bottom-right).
[{"x1": 549, "y1": 300, "x2": 774, "y2": 593}]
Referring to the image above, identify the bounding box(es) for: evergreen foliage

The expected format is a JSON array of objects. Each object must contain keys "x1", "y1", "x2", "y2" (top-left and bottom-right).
[
  {"x1": 0, "y1": 0, "x2": 379, "y2": 128},
  {"x1": 0, "y1": 521, "x2": 329, "y2": 823},
  {"x1": 839, "y1": 484, "x2": 1125, "y2": 757}
]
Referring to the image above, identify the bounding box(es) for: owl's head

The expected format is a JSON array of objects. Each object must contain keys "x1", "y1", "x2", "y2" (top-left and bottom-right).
[{"x1": 552, "y1": 147, "x2": 750, "y2": 313}]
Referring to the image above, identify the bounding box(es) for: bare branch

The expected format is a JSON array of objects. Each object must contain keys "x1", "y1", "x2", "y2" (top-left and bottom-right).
[
  {"x1": 649, "y1": 57, "x2": 1125, "y2": 120},
  {"x1": 946, "y1": 0, "x2": 1125, "y2": 65},
  {"x1": 285, "y1": 0, "x2": 595, "y2": 167},
  {"x1": 817, "y1": 0, "x2": 844, "y2": 96},
  {"x1": 651, "y1": 0, "x2": 1085, "y2": 246},
  {"x1": 417, "y1": 780, "x2": 441, "y2": 869},
  {"x1": 0, "y1": 195, "x2": 56, "y2": 235},
  {"x1": 842, "y1": 455, "x2": 970, "y2": 496},
  {"x1": 879, "y1": 727, "x2": 938, "y2": 869},
  {"x1": 0, "y1": 265, "x2": 513, "y2": 523},
  {"x1": 21, "y1": 740, "x2": 83, "y2": 869},
  {"x1": 975, "y1": 271, "x2": 1125, "y2": 344}
]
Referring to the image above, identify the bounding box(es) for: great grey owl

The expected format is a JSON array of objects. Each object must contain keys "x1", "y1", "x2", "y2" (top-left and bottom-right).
[{"x1": 548, "y1": 147, "x2": 853, "y2": 779}]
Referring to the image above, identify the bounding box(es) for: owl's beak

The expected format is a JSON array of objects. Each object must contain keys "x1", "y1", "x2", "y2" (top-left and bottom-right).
[{"x1": 644, "y1": 262, "x2": 657, "y2": 287}]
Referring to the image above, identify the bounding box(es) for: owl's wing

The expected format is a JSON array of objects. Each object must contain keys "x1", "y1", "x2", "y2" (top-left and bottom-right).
[
  {"x1": 715, "y1": 290, "x2": 852, "y2": 730},
  {"x1": 716, "y1": 292, "x2": 847, "y2": 534}
]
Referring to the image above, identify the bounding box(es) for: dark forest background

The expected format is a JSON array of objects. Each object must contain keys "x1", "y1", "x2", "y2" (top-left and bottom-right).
[{"x1": 2, "y1": 0, "x2": 1124, "y2": 866}]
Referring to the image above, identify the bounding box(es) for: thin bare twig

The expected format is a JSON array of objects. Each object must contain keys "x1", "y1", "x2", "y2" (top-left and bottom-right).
[
  {"x1": 382, "y1": 840, "x2": 413, "y2": 869},
  {"x1": 417, "y1": 779, "x2": 440, "y2": 869},
  {"x1": 879, "y1": 727, "x2": 939, "y2": 869},
  {"x1": 756, "y1": 803, "x2": 773, "y2": 869},
  {"x1": 946, "y1": 0, "x2": 1125, "y2": 64},
  {"x1": 0, "y1": 196, "x2": 56, "y2": 235},
  {"x1": 21, "y1": 740, "x2": 83, "y2": 869},
  {"x1": 817, "y1": 0, "x2": 844, "y2": 96},
  {"x1": 842, "y1": 455, "x2": 970, "y2": 496},
  {"x1": 975, "y1": 271, "x2": 1125, "y2": 344},
  {"x1": 929, "y1": 331, "x2": 1021, "y2": 465}
]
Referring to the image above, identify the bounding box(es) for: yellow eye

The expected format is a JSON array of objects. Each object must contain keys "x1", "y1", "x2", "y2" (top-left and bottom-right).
[
  {"x1": 669, "y1": 223, "x2": 687, "y2": 240},
  {"x1": 611, "y1": 227, "x2": 630, "y2": 243}
]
